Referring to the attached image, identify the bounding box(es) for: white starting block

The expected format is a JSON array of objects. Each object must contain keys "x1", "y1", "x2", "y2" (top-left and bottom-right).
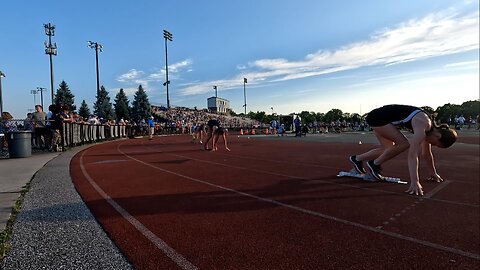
[{"x1": 337, "y1": 169, "x2": 407, "y2": 184}]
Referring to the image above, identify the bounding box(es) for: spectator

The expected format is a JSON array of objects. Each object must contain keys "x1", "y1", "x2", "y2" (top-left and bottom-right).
[
  {"x1": 294, "y1": 116, "x2": 301, "y2": 137},
  {"x1": 31, "y1": 105, "x2": 48, "y2": 149},
  {"x1": 147, "y1": 116, "x2": 155, "y2": 140},
  {"x1": 277, "y1": 124, "x2": 285, "y2": 136}
]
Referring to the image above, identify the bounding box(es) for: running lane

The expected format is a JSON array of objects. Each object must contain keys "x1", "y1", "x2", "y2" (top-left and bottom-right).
[{"x1": 70, "y1": 135, "x2": 479, "y2": 269}]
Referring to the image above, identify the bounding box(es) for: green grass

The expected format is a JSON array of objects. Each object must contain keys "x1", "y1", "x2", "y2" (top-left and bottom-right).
[{"x1": 0, "y1": 182, "x2": 31, "y2": 260}]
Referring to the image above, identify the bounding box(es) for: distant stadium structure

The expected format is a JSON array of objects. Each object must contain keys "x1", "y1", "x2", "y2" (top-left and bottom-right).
[{"x1": 207, "y1": 96, "x2": 230, "y2": 114}]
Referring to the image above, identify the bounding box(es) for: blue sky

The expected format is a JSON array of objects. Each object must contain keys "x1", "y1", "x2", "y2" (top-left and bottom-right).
[{"x1": 1, "y1": 0, "x2": 478, "y2": 118}]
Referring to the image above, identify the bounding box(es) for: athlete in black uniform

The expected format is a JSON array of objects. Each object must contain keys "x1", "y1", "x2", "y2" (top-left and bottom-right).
[
  {"x1": 212, "y1": 127, "x2": 230, "y2": 151},
  {"x1": 349, "y1": 104, "x2": 457, "y2": 196},
  {"x1": 203, "y1": 117, "x2": 220, "y2": 150}
]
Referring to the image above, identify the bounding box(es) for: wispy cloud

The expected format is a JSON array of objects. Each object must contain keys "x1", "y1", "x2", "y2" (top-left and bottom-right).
[
  {"x1": 117, "y1": 69, "x2": 145, "y2": 83},
  {"x1": 116, "y1": 59, "x2": 193, "y2": 85},
  {"x1": 179, "y1": 9, "x2": 479, "y2": 96},
  {"x1": 148, "y1": 59, "x2": 193, "y2": 81},
  {"x1": 443, "y1": 60, "x2": 479, "y2": 68}
]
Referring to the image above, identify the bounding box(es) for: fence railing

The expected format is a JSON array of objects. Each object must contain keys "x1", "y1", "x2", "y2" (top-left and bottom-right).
[{"x1": 1, "y1": 119, "x2": 134, "y2": 157}]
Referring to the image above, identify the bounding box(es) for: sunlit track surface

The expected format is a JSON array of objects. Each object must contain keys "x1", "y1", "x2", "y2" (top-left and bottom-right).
[{"x1": 71, "y1": 134, "x2": 480, "y2": 269}]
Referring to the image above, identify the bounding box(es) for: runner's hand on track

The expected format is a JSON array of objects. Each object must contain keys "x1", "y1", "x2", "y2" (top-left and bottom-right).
[
  {"x1": 406, "y1": 182, "x2": 424, "y2": 196},
  {"x1": 427, "y1": 174, "x2": 443, "y2": 183}
]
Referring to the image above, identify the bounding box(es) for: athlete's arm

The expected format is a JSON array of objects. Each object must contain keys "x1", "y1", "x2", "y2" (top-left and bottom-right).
[
  {"x1": 421, "y1": 142, "x2": 443, "y2": 183},
  {"x1": 406, "y1": 113, "x2": 431, "y2": 196}
]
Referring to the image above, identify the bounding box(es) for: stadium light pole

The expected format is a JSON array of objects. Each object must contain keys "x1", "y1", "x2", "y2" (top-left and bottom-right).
[
  {"x1": 88, "y1": 41, "x2": 103, "y2": 98},
  {"x1": 243, "y1": 78, "x2": 247, "y2": 115},
  {"x1": 163, "y1": 29, "x2": 173, "y2": 109},
  {"x1": 30, "y1": 89, "x2": 38, "y2": 108},
  {"x1": 0, "y1": 71, "x2": 5, "y2": 116},
  {"x1": 213, "y1": 85, "x2": 217, "y2": 98},
  {"x1": 44, "y1": 23, "x2": 57, "y2": 104},
  {"x1": 37, "y1": 87, "x2": 46, "y2": 109}
]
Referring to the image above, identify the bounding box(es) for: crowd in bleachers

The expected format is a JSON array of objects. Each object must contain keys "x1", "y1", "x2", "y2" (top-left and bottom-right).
[{"x1": 150, "y1": 106, "x2": 261, "y2": 135}]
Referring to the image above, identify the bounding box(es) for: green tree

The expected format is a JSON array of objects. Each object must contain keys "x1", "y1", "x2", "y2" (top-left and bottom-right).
[
  {"x1": 350, "y1": 113, "x2": 362, "y2": 124},
  {"x1": 315, "y1": 113, "x2": 325, "y2": 122},
  {"x1": 436, "y1": 103, "x2": 461, "y2": 123},
  {"x1": 131, "y1": 85, "x2": 151, "y2": 121},
  {"x1": 252, "y1": 111, "x2": 266, "y2": 122},
  {"x1": 114, "y1": 88, "x2": 130, "y2": 120},
  {"x1": 54, "y1": 80, "x2": 76, "y2": 111},
  {"x1": 299, "y1": 111, "x2": 315, "y2": 125},
  {"x1": 94, "y1": 85, "x2": 115, "y2": 120},
  {"x1": 459, "y1": 100, "x2": 480, "y2": 119},
  {"x1": 78, "y1": 100, "x2": 90, "y2": 119},
  {"x1": 324, "y1": 109, "x2": 343, "y2": 122},
  {"x1": 226, "y1": 108, "x2": 237, "y2": 116}
]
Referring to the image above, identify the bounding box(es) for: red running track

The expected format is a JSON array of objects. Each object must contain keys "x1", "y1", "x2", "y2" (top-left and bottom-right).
[{"x1": 70, "y1": 134, "x2": 479, "y2": 269}]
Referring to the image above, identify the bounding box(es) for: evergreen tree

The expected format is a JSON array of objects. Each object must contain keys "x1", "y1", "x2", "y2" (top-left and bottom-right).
[
  {"x1": 131, "y1": 85, "x2": 151, "y2": 121},
  {"x1": 78, "y1": 100, "x2": 90, "y2": 119},
  {"x1": 93, "y1": 85, "x2": 115, "y2": 120},
  {"x1": 114, "y1": 88, "x2": 130, "y2": 120},
  {"x1": 54, "y1": 80, "x2": 76, "y2": 111}
]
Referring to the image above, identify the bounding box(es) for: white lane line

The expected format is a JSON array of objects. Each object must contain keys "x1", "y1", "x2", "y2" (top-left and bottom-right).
[
  {"x1": 118, "y1": 143, "x2": 480, "y2": 261},
  {"x1": 79, "y1": 149, "x2": 198, "y2": 270},
  {"x1": 424, "y1": 180, "x2": 451, "y2": 199},
  {"x1": 167, "y1": 151, "x2": 478, "y2": 208},
  {"x1": 91, "y1": 159, "x2": 129, "y2": 164}
]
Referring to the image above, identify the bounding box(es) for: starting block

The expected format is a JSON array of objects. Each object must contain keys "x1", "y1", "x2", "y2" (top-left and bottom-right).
[{"x1": 337, "y1": 169, "x2": 407, "y2": 184}]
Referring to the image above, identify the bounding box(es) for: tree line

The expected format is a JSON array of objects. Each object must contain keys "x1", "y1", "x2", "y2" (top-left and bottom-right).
[
  {"x1": 53, "y1": 79, "x2": 479, "y2": 126},
  {"x1": 235, "y1": 101, "x2": 480, "y2": 126},
  {"x1": 53, "y1": 81, "x2": 151, "y2": 121}
]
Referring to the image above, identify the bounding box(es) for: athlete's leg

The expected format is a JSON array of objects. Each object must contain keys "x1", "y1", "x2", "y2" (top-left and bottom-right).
[
  {"x1": 356, "y1": 125, "x2": 408, "y2": 163},
  {"x1": 223, "y1": 133, "x2": 230, "y2": 151},
  {"x1": 204, "y1": 127, "x2": 213, "y2": 150},
  {"x1": 371, "y1": 125, "x2": 409, "y2": 165},
  {"x1": 212, "y1": 133, "x2": 220, "y2": 151}
]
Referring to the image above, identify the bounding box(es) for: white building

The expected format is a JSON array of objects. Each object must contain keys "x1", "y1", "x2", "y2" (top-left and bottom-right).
[{"x1": 207, "y1": 97, "x2": 230, "y2": 114}]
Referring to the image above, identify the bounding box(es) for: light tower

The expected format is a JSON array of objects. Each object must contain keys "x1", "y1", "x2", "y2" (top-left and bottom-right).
[
  {"x1": 88, "y1": 41, "x2": 103, "y2": 97},
  {"x1": 44, "y1": 23, "x2": 57, "y2": 103}
]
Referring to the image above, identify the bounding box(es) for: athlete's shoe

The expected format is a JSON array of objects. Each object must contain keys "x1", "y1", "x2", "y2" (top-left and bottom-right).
[
  {"x1": 349, "y1": 155, "x2": 366, "y2": 174},
  {"x1": 367, "y1": 160, "x2": 383, "y2": 181}
]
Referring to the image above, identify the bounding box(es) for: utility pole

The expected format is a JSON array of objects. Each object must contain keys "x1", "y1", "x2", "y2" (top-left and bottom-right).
[
  {"x1": 163, "y1": 30, "x2": 173, "y2": 108},
  {"x1": 0, "y1": 71, "x2": 5, "y2": 116},
  {"x1": 243, "y1": 78, "x2": 247, "y2": 115},
  {"x1": 37, "y1": 87, "x2": 47, "y2": 109},
  {"x1": 30, "y1": 89, "x2": 38, "y2": 108},
  {"x1": 88, "y1": 41, "x2": 103, "y2": 97},
  {"x1": 44, "y1": 23, "x2": 57, "y2": 104}
]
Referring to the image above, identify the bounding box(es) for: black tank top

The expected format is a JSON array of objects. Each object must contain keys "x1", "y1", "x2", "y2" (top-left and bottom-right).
[{"x1": 366, "y1": 105, "x2": 429, "y2": 131}]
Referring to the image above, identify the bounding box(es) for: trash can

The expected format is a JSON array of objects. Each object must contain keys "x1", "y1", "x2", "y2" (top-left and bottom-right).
[{"x1": 6, "y1": 131, "x2": 32, "y2": 158}]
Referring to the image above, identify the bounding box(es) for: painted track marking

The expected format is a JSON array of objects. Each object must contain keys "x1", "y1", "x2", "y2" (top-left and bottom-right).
[
  {"x1": 115, "y1": 141, "x2": 480, "y2": 260},
  {"x1": 79, "y1": 149, "x2": 199, "y2": 270},
  {"x1": 163, "y1": 147, "x2": 478, "y2": 208}
]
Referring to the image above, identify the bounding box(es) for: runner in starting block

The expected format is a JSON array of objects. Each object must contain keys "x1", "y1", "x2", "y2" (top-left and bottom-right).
[{"x1": 337, "y1": 168, "x2": 407, "y2": 184}]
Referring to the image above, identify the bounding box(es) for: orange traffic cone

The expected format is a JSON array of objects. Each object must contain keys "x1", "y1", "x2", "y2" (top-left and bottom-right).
[
  {"x1": 265, "y1": 128, "x2": 269, "y2": 135},
  {"x1": 240, "y1": 129, "x2": 244, "y2": 135},
  {"x1": 252, "y1": 129, "x2": 256, "y2": 135}
]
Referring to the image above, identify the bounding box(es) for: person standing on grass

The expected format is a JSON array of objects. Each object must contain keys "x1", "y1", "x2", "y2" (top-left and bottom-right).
[{"x1": 348, "y1": 104, "x2": 457, "y2": 196}]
